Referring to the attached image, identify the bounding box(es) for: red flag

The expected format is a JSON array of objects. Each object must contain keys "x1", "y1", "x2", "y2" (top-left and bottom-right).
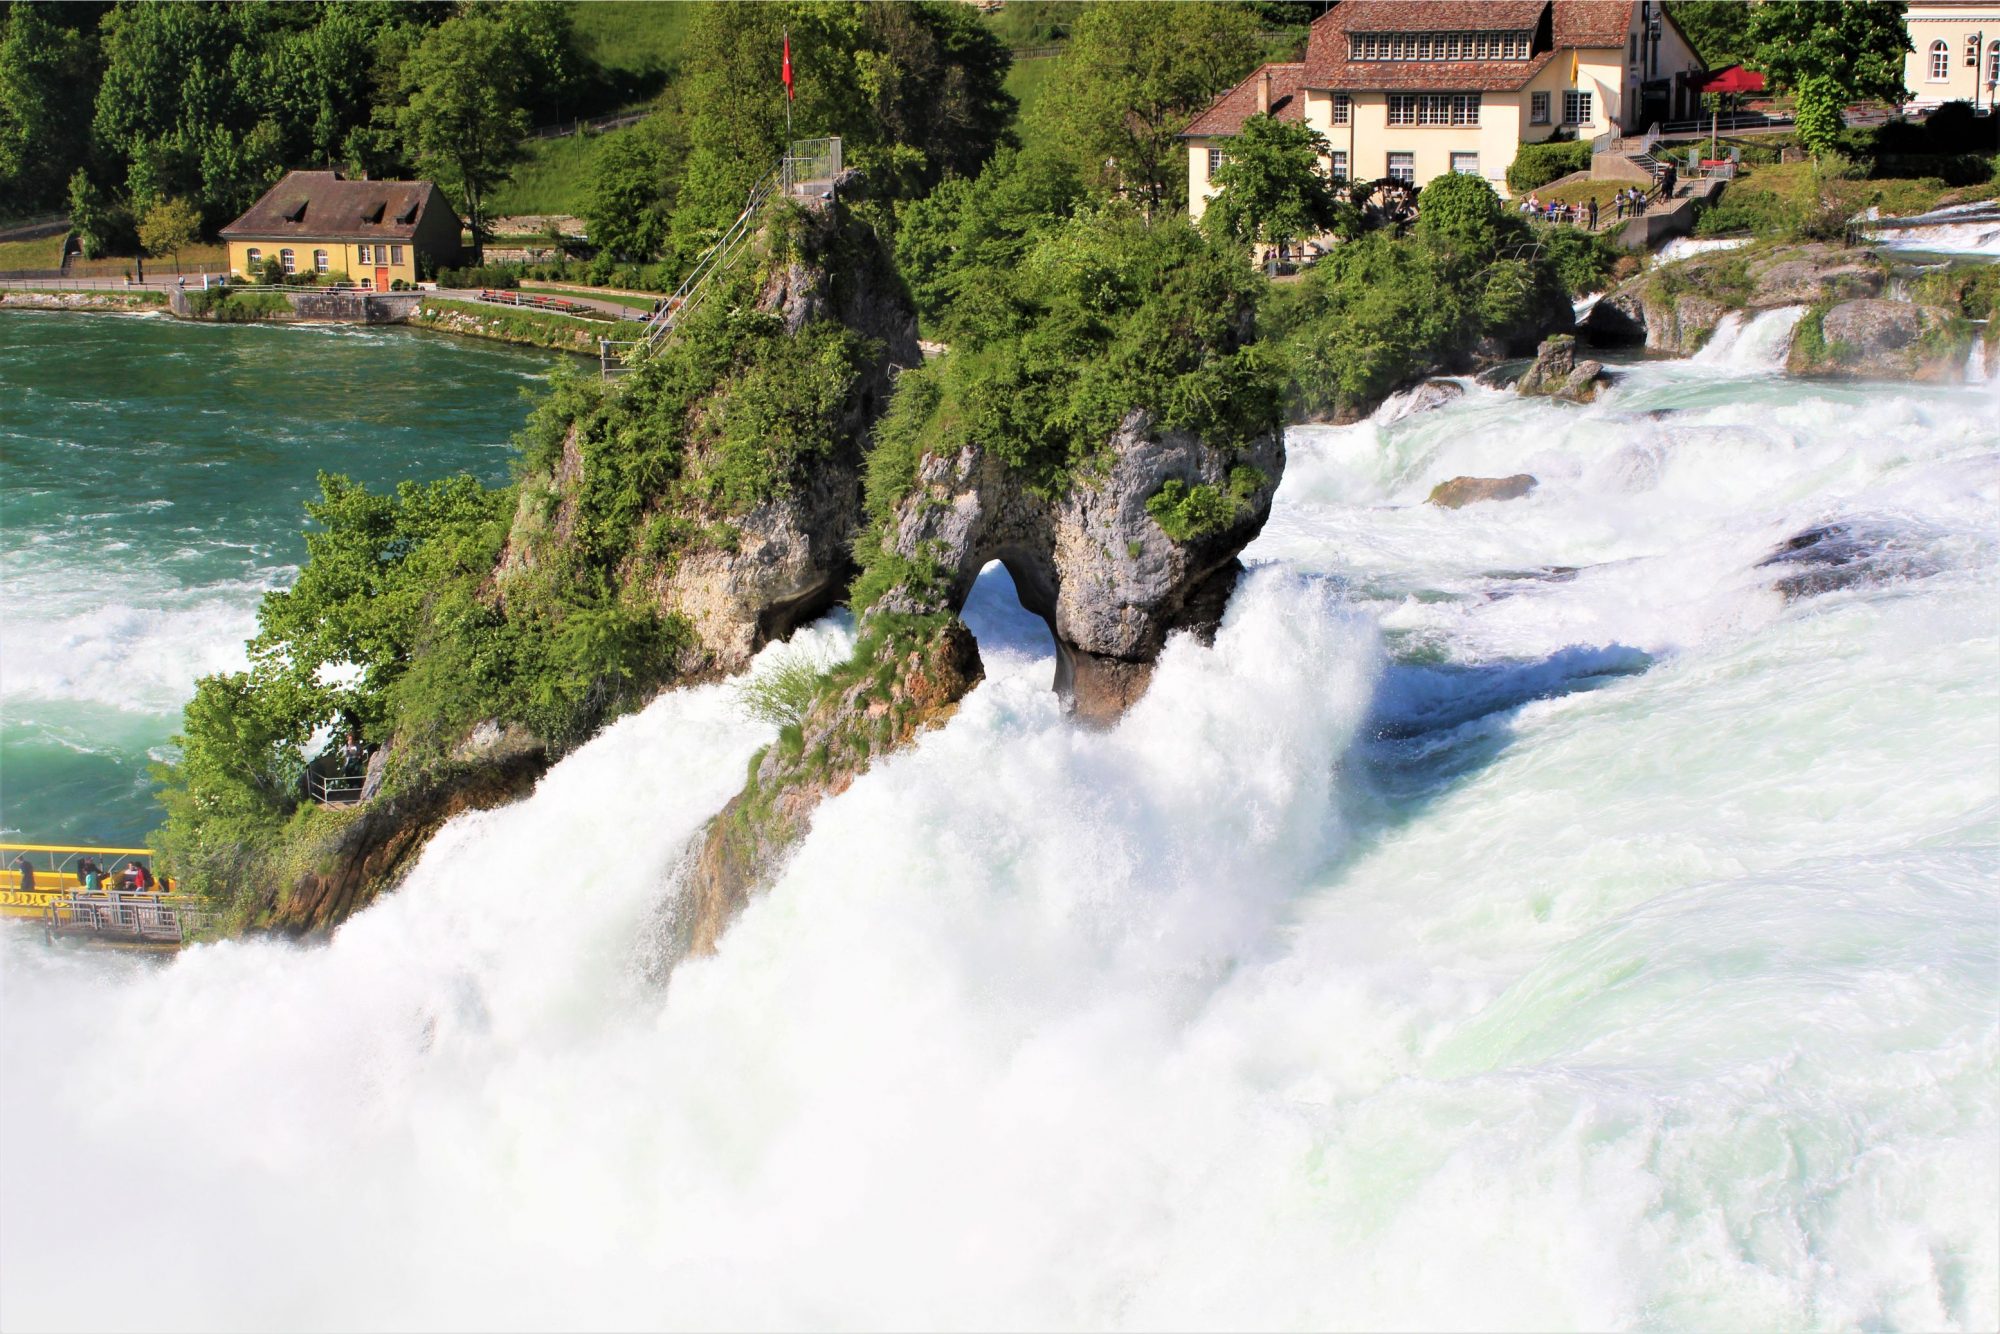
[{"x1": 782, "y1": 31, "x2": 794, "y2": 100}]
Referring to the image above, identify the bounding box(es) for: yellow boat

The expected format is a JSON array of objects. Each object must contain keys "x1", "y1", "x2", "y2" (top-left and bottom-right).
[{"x1": 2, "y1": 843, "x2": 219, "y2": 948}]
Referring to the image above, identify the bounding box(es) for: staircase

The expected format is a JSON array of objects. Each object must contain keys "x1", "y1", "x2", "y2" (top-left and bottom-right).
[{"x1": 599, "y1": 137, "x2": 842, "y2": 378}]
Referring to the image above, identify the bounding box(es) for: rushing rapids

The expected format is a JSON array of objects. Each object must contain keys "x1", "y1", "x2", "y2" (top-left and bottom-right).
[{"x1": 1, "y1": 304, "x2": 1997, "y2": 1329}]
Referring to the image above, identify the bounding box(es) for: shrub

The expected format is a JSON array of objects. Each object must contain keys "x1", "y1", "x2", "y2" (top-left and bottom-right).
[
  {"x1": 436, "y1": 263, "x2": 521, "y2": 289},
  {"x1": 1506, "y1": 140, "x2": 1593, "y2": 195}
]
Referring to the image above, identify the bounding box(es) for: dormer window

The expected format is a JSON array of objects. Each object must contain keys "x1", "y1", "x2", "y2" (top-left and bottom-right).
[
  {"x1": 396, "y1": 202, "x2": 419, "y2": 224},
  {"x1": 282, "y1": 200, "x2": 307, "y2": 222},
  {"x1": 362, "y1": 202, "x2": 386, "y2": 224},
  {"x1": 1349, "y1": 31, "x2": 1531, "y2": 61}
]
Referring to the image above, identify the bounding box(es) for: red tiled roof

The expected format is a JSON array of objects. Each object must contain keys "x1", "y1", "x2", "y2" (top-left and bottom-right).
[
  {"x1": 1552, "y1": 1, "x2": 1637, "y2": 48},
  {"x1": 1301, "y1": 0, "x2": 1642, "y2": 92},
  {"x1": 1343, "y1": 1, "x2": 1547, "y2": 34},
  {"x1": 1182, "y1": 63, "x2": 1308, "y2": 138},
  {"x1": 220, "y1": 170, "x2": 454, "y2": 242}
]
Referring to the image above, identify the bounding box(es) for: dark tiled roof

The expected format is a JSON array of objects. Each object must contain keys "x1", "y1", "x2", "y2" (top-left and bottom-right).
[
  {"x1": 1182, "y1": 63, "x2": 1308, "y2": 137},
  {"x1": 1343, "y1": 1, "x2": 1547, "y2": 34},
  {"x1": 219, "y1": 171, "x2": 453, "y2": 241},
  {"x1": 1302, "y1": 0, "x2": 1639, "y2": 92}
]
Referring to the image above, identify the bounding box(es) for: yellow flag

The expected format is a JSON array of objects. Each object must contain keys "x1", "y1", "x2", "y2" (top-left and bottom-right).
[{"x1": 1570, "y1": 50, "x2": 1579, "y2": 85}]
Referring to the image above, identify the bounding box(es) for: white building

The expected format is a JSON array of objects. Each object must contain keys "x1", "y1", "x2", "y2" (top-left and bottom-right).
[{"x1": 1904, "y1": 2, "x2": 2000, "y2": 112}]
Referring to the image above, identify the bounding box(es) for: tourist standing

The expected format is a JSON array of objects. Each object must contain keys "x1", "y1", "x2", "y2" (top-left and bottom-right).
[
  {"x1": 1587, "y1": 197, "x2": 1599, "y2": 230},
  {"x1": 11, "y1": 855, "x2": 33, "y2": 895}
]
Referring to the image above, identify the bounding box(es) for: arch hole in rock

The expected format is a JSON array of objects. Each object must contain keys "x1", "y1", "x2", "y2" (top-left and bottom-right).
[{"x1": 959, "y1": 560, "x2": 1057, "y2": 683}]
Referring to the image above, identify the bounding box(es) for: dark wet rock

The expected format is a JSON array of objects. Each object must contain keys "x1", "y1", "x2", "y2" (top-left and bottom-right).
[
  {"x1": 1757, "y1": 521, "x2": 1942, "y2": 600},
  {"x1": 1428, "y1": 474, "x2": 1538, "y2": 508},
  {"x1": 1517, "y1": 336, "x2": 1607, "y2": 402},
  {"x1": 1475, "y1": 361, "x2": 1526, "y2": 390}
]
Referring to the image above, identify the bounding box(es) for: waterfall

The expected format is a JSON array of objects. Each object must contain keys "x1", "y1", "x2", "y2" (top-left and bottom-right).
[{"x1": 1688, "y1": 306, "x2": 1803, "y2": 374}]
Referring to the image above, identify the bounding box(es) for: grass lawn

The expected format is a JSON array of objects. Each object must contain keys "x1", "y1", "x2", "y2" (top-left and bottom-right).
[
  {"x1": 521, "y1": 284, "x2": 656, "y2": 311},
  {"x1": 571, "y1": 1, "x2": 694, "y2": 83},
  {"x1": 1726, "y1": 159, "x2": 2000, "y2": 219},
  {"x1": 1540, "y1": 180, "x2": 1653, "y2": 210},
  {"x1": 1005, "y1": 54, "x2": 1061, "y2": 124},
  {"x1": 489, "y1": 129, "x2": 621, "y2": 218},
  {"x1": 0, "y1": 233, "x2": 65, "y2": 271}
]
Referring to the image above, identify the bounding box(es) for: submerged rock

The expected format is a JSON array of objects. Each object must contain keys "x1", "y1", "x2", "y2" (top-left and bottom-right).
[
  {"x1": 1382, "y1": 378, "x2": 1466, "y2": 422},
  {"x1": 1757, "y1": 521, "x2": 1942, "y2": 600},
  {"x1": 1429, "y1": 474, "x2": 1538, "y2": 508}
]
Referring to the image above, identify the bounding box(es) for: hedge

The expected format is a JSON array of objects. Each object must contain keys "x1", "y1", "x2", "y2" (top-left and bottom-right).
[{"x1": 1507, "y1": 140, "x2": 1594, "y2": 195}]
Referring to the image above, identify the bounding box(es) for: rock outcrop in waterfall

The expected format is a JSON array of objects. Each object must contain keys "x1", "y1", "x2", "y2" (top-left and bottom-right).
[{"x1": 670, "y1": 212, "x2": 1288, "y2": 954}]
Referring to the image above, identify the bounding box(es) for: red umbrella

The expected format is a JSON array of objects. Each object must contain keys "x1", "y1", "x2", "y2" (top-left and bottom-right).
[{"x1": 1693, "y1": 65, "x2": 1767, "y2": 96}]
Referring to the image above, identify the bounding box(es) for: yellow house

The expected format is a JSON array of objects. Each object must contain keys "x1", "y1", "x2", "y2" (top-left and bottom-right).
[
  {"x1": 219, "y1": 170, "x2": 462, "y2": 287},
  {"x1": 1904, "y1": 2, "x2": 2000, "y2": 112},
  {"x1": 1186, "y1": 0, "x2": 1705, "y2": 215}
]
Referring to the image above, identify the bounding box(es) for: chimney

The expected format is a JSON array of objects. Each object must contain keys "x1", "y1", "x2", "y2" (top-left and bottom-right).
[{"x1": 1257, "y1": 67, "x2": 1272, "y2": 115}]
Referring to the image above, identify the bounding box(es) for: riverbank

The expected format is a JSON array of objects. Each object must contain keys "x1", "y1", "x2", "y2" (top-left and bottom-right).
[
  {"x1": 408, "y1": 296, "x2": 606, "y2": 355},
  {"x1": 0, "y1": 289, "x2": 165, "y2": 312}
]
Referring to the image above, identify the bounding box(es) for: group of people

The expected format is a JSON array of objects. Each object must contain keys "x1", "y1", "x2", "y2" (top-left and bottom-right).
[
  {"x1": 1517, "y1": 181, "x2": 1671, "y2": 231},
  {"x1": 9, "y1": 854, "x2": 167, "y2": 897}
]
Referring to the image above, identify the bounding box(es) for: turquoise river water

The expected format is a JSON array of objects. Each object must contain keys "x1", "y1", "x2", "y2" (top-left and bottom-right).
[
  {"x1": 0, "y1": 311, "x2": 558, "y2": 847},
  {"x1": 0, "y1": 295, "x2": 1995, "y2": 1331}
]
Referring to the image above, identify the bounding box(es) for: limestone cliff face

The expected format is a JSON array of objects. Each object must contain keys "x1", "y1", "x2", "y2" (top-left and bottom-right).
[
  {"x1": 875, "y1": 411, "x2": 1284, "y2": 719},
  {"x1": 500, "y1": 199, "x2": 919, "y2": 678}
]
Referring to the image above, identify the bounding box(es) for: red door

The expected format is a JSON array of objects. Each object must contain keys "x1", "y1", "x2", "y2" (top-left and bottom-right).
[{"x1": 375, "y1": 266, "x2": 389, "y2": 290}]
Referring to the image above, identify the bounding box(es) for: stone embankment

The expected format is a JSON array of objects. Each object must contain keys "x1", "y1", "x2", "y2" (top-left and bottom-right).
[{"x1": 0, "y1": 290, "x2": 165, "y2": 312}]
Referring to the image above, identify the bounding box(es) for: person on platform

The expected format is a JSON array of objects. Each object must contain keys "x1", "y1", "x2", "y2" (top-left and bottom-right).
[
  {"x1": 78, "y1": 857, "x2": 103, "y2": 894},
  {"x1": 11, "y1": 855, "x2": 33, "y2": 895}
]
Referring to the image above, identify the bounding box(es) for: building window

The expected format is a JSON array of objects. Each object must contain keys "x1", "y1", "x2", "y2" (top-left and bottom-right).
[
  {"x1": 1451, "y1": 151, "x2": 1480, "y2": 175},
  {"x1": 1629, "y1": 33, "x2": 1639, "y2": 63},
  {"x1": 1349, "y1": 30, "x2": 1529, "y2": 61},
  {"x1": 1207, "y1": 147, "x2": 1223, "y2": 178},
  {"x1": 1332, "y1": 93, "x2": 1350, "y2": 125},
  {"x1": 245, "y1": 247, "x2": 262, "y2": 269},
  {"x1": 1330, "y1": 149, "x2": 1349, "y2": 180},
  {"x1": 1563, "y1": 90, "x2": 1593, "y2": 124},
  {"x1": 1929, "y1": 40, "x2": 1949, "y2": 81},
  {"x1": 1967, "y1": 34, "x2": 1982, "y2": 67},
  {"x1": 358, "y1": 243, "x2": 373, "y2": 264},
  {"x1": 313, "y1": 248, "x2": 329, "y2": 273},
  {"x1": 390, "y1": 245, "x2": 405, "y2": 265},
  {"x1": 279, "y1": 248, "x2": 296, "y2": 274},
  {"x1": 1395, "y1": 93, "x2": 1481, "y2": 125},
  {"x1": 1531, "y1": 91, "x2": 1551, "y2": 124},
  {"x1": 1387, "y1": 152, "x2": 1415, "y2": 183},
  {"x1": 1989, "y1": 40, "x2": 1999, "y2": 85}
]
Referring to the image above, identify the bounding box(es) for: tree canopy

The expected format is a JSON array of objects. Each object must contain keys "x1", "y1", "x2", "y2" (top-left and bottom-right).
[
  {"x1": 1202, "y1": 114, "x2": 1344, "y2": 253},
  {"x1": 392, "y1": 11, "x2": 530, "y2": 246},
  {"x1": 1026, "y1": 2, "x2": 1262, "y2": 216},
  {"x1": 1747, "y1": 0, "x2": 1911, "y2": 104}
]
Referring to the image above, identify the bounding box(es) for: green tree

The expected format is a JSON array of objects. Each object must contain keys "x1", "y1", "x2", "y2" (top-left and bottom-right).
[
  {"x1": 1027, "y1": 2, "x2": 1260, "y2": 215},
  {"x1": 1747, "y1": 0, "x2": 1910, "y2": 104},
  {"x1": 138, "y1": 195, "x2": 202, "y2": 271},
  {"x1": 585, "y1": 114, "x2": 684, "y2": 259},
  {"x1": 1663, "y1": 1, "x2": 1753, "y2": 68},
  {"x1": 1414, "y1": 171, "x2": 1504, "y2": 259},
  {"x1": 0, "y1": 5, "x2": 98, "y2": 213},
  {"x1": 393, "y1": 12, "x2": 528, "y2": 250},
  {"x1": 1202, "y1": 114, "x2": 1341, "y2": 253},
  {"x1": 1792, "y1": 73, "x2": 1846, "y2": 157}
]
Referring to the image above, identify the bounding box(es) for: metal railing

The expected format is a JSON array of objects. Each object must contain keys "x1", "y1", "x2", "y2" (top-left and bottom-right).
[
  {"x1": 1592, "y1": 122, "x2": 1661, "y2": 157},
  {"x1": 1656, "y1": 109, "x2": 1794, "y2": 139},
  {"x1": 305, "y1": 771, "x2": 366, "y2": 806},
  {"x1": 45, "y1": 892, "x2": 220, "y2": 946},
  {"x1": 603, "y1": 137, "x2": 845, "y2": 374}
]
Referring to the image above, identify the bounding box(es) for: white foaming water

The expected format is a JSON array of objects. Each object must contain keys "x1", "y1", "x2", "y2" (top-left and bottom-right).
[
  {"x1": 3, "y1": 349, "x2": 1998, "y2": 1330},
  {"x1": 1653, "y1": 235, "x2": 1752, "y2": 265},
  {"x1": 1687, "y1": 305, "x2": 1805, "y2": 373},
  {"x1": 1866, "y1": 203, "x2": 2000, "y2": 257}
]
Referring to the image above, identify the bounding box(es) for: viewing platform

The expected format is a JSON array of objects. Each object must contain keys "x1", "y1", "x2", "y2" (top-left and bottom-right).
[{"x1": 2, "y1": 843, "x2": 220, "y2": 950}]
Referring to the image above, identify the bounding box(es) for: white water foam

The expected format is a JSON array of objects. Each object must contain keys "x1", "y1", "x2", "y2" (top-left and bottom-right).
[
  {"x1": 2, "y1": 342, "x2": 1997, "y2": 1331},
  {"x1": 1688, "y1": 305, "x2": 1805, "y2": 374},
  {"x1": 1653, "y1": 235, "x2": 1752, "y2": 265}
]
